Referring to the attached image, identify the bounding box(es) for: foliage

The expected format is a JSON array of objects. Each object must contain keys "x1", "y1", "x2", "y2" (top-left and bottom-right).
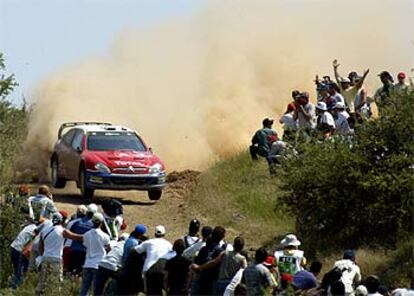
[{"x1": 279, "y1": 91, "x2": 414, "y2": 253}]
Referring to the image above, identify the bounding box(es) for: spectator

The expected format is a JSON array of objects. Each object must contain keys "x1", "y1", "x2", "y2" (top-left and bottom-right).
[
  {"x1": 279, "y1": 103, "x2": 298, "y2": 141},
  {"x1": 356, "y1": 285, "x2": 369, "y2": 296},
  {"x1": 164, "y1": 239, "x2": 192, "y2": 295},
  {"x1": 333, "y1": 250, "x2": 361, "y2": 296},
  {"x1": 183, "y1": 219, "x2": 201, "y2": 249},
  {"x1": 101, "y1": 199, "x2": 126, "y2": 241},
  {"x1": 294, "y1": 91, "x2": 316, "y2": 138},
  {"x1": 333, "y1": 102, "x2": 353, "y2": 134},
  {"x1": 242, "y1": 247, "x2": 277, "y2": 296},
  {"x1": 122, "y1": 223, "x2": 147, "y2": 265},
  {"x1": 374, "y1": 71, "x2": 395, "y2": 116},
  {"x1": 274, "y1": 234, "x2": 306, "y2": 276},
  {"x1": 353, "y1": 76, "x2": 370, "y2": 121},
  {"x1": 292, "y1": 261, "x2": 322, "y2": 291},
  {"x1": 35, "y1": 212, "x2": 82, "y2": 296},
  {"x1": 365, "y1": 275, "x2": 382, "y2": 296},
  {"x1": 28, "y1": 185, "x2": 58, "y2": 224},
  {"x1": 333, "y1": 59, "x2": 369, "y2": 114},
  {"x1": 183, "y1": 225, "x2": 213, "y2": 260},
  {"x1": 80, "y1": 213, "x2": 110, "y2": 296},
  {"x1": 250, "y1": 118, "x2": 278, "y2": 161},
  {"x1": 10, "y1": 218, "x2": 36, "y2": 289},
  {"x1": 394, "y1": 72, "x2": 410, "y2": 95},
  {"x1": 67, "y1": 203, "x2": 96, "y2": 275},
  {"x1": 316, "y1": 101, "x2": 336, "y2": 137},
  {"x1": 328, "y1": 83, "x2": 346, "y2": 106},
  {"x1": 135, "y1": 225, "x2": 173, "y2": 295},
  {"x1": 94, "y1": 234, "x2": 128, "y2": 296}
]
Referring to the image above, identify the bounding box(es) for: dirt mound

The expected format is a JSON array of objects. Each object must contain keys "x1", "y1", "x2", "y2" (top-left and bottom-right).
[{"x1": 165, "y1": 170, "x2": 201, "y2": 198}]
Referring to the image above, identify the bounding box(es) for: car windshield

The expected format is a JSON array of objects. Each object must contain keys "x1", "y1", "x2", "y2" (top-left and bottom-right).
[{"x1": 87, "y1": 132, "x2": 146, "y2": 151}]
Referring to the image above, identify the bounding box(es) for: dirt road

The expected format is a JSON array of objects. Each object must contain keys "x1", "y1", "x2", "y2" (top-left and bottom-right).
[{"x1": 52, "y1": 170, "x2": 201, "y2": 241}]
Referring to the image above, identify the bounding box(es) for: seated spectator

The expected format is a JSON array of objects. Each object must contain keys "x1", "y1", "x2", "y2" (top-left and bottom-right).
[
  {"x1": 249, "y1": 118, "x2": 278, "y2": 161},
  {"x1": 333, "y1": 250, "x2": 361, "y2": 296},
  {"x1": 316, "y1": 101, "x2": 336, "y2": 137},
  {"x1": 182, "y1": 219, "x2": 201, "y2": 249},
  {"x1": 164, "y1": 239, "x2": 192, "y2": 295}
]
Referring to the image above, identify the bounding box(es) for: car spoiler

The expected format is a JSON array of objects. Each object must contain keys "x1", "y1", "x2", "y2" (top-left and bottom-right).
[{"x1": 58, "y1": 122, "x2": 112, "y2": 139}]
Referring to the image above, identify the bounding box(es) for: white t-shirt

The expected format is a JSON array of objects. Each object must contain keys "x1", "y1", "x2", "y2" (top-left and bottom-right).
[
  {"x1": 280, "y1": 113, "x2": 297, "y2": 131},
  {"x1": 297, "y1": 103, "x2": 316, "y2": 129},
  {"x1": 274, "y1": 250, "x2": 304, "y2": 275},
  {"x1": 332, "y1": 93, "x2": 345, "y2": 105},
  {"x1": 135, "y1": 237, "x2": 172, "y2": 272},
  {"x1": 41, "y1": 225, "x2": 65, "y2": 260},
  {"x1": 99, "y1": 240, "x2": 125, "y2": 271},
  {"x1": 320, "y1": 111, "x2": 336, "y2": 128},
  {"x1": 11, "y1": 224, "x2": 37, "y2": 252},
  {"x1": 182, "y1": 235, "x2": 200, "y2": 249},
  {"x1": 83, "y1": 228, "x2": 111, "y2": 269},
  {"x1": 224, "y1": 268, "x2": 244, "y2": 296},
  {"x1": 334, "y1": 259, "x2": 361, "y2": 294},
  {"x1": 335, "y1": 111, "x2": 352, "y2": 134}
]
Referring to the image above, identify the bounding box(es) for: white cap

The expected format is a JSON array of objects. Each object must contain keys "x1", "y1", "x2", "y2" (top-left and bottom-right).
[
  {"x1": 334, "y1": 101, "x2": 346, "y2": 109},
  {"x1": 316, "y1": 101, "x2": 328, "y2": 111},
  {"x1": 77, "y1": 205, "x2": 88, "y2": 215},
  {"x1": 92, "y1": 212, "x2": 104, "y2": 223},
  {"x1": 155, "y1": 225, "x2": 166, "y2": 236},
  {"x1": 281, "y1": 234, "x2": 301, "y2": 247},
  {"x1": 341, "y1": 77, "x2": 351, "y2": 83},
  {"x1": 355, "y1": 285, "x2": 368, "y2": 296},
  {"x1": 87, "y1": 203, "x2": 98, "y2": 214}
]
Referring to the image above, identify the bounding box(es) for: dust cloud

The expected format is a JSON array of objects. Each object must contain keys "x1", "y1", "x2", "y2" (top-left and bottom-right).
[{"x1": 22, "y1": 0, "x2": 414, "y2": 178}]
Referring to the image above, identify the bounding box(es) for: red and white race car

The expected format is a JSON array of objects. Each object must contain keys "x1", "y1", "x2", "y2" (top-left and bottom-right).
[{"x1": 50, "y1": 122, "x2": 166, "y2": 200}]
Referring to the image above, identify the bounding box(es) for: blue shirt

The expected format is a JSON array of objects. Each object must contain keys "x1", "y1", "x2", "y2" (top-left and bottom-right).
[
  {"x1": 69, "y1": 218, "x2": 94, "y2": 251},
  {"x1": 122, "y1": 236, "x2": 139, "y2": 264}
]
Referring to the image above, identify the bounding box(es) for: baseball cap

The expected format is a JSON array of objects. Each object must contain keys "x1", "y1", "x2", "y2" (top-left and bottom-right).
[
  {"x1": 59, "y1": 210, "x2": 69, "y2": 220},
  {"x1": 316, "y1": 101, "x2": 328, "y2": 111},
  {"x1": 343, "y1": 249, "x2": 355, "y2": 260},
  {"x1": 340, "y1": 77, "x2": 351, "y2": 83},
  {"x1": 378, "y1": 70, "x2": 391, "y2": 77},
  {"x1": 87, "y1": 203, "x2": 98, "y2": 214},
  {"x1": 262, "y1": 118, "x2": 274, "y2": 126},
  {"x1": 134, "y1": 224, "x2": 147, "y2": 235},
  {"x1": 263, "y1": 256, "x2": 275, "y2": 267},
  {"x1": 155, "y1": 225, "x2": 166, "y2": 236},
  {"x1": 92, "y1": 212, "x2": 104, "y2": 223},
  {"x1": 397, "y1": 72, "x2": 406, "y2": 79},
  {"x1": 77, "y1": 205, "x2": 88, "y2": 216}
]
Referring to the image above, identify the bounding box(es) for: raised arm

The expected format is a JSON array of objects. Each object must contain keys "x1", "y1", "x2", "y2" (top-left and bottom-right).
[
  {"x1": 333, "y1": 59, "x2": 342, "y2": 84},
  {"x1": 356, "y1": 69, "x2": 369, "y2": 90}
]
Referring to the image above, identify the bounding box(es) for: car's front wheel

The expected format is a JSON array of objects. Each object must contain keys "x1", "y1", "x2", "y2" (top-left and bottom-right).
[
  {"x1": 148, "y1": 190, "x2": 162, "y2": 201},
  {"x1": 79, "y1": 169, "x2": 95, "y2": 199},
  {"x1": 51, "y1": 159, "x2": 66, "y2": 189}
]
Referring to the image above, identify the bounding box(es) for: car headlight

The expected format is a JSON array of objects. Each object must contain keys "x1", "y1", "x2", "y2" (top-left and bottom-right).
[
  {"x1": 95, "y1": 162, "x2": 111, "y2": 173},
  {"x1": 149, "y1": 163, "x2": 163, "y2": 174}
]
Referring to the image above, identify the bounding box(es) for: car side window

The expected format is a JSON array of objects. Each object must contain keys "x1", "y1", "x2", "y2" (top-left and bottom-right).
[
  {"x1": 71, "y1": 130, "x2": 84, "y2": 151},
  {"x1": 62, "y1": 129, "x2": 76, "y2": 145}
]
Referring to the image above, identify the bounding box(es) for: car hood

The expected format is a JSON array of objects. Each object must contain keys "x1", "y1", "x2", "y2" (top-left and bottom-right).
[{"x1": 84, "y1": 150, "x2": 164, "y2": 171}]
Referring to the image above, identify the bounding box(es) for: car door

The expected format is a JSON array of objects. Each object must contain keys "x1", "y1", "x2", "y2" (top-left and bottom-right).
[
  {"x1": 57, "y1": 129, "x2": 77, "y2": 178},
  {"x1": 66, "y1": 129, "x2": 85, "y2": 180}
]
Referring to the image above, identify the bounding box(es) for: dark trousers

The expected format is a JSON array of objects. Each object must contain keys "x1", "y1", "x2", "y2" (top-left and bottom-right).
[
  {"x1": 68, "y1": 250, "x2": 86, "y2": 275},
  {"x1": 145, "y1": 270, "x2": 164, "y2": 296},
  {"x1": 249, "y1": 145, "x2": 259, "y2": 160},
  {"x1": 10, "y1": 247, "x2": 28, "y2": 289},
  {"x1": 94, "y1": 266, "x2": 116, "y2": 296}
]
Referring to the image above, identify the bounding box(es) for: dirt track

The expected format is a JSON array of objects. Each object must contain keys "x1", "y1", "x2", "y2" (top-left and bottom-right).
[{"x1": 52, "y1": 170, "x2": 201, "y2": 241}]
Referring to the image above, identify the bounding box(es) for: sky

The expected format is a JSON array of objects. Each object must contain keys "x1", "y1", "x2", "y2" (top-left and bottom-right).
[{"x1": 0, "y1": 0, "x2": 202, "y2": 104}]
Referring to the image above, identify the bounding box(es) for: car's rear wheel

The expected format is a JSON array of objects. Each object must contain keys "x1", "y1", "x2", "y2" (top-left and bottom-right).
[
  {"x1": 51, "y1": 159, "x2": 66, "y2": 188},
  {"x1": 79, "y1": 169, "x2": 95, "y2": 199},
  {"x1": 148, "y1": 190, "x2": 162, "y2": 201}
]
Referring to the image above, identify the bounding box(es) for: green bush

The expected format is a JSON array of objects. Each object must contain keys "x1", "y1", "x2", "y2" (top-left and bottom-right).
[{"x1": 279, "y1": 91, "x2": 414, "y2": 253}]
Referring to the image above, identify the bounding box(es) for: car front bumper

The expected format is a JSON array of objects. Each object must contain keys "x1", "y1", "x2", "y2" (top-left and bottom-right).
[{"x1": 85, "y1": 170, "x2": 166, "y2": 191}]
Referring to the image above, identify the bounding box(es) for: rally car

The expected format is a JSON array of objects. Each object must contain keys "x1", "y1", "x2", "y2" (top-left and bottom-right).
[{"x1": 50, "y1": 122, "x2": 166, "y2": 200}]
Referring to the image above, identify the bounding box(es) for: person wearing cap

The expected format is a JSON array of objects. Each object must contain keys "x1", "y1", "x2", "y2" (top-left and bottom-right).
[
  {"x1": 316, "y1": 101, "x2": 336, "y2": 137},
  {"x1": 334, "y1": 101, "x2": 353, "y2": 135},
  {"x1": 274, "y1": 234, "x2": 306, "y2": 277},
  {"x1": 292, "y1": 261, "x2": 322, "y2": 293},
  {"x1": 242, "y1": 247, "x2": 278, "y2": 296},
  {"x1": 66, "y1": 203, "x2": 97, "y2": 275},
  {"x1": 122, "y1": 223, "x2": 147, "y2": 265},
  {"x1": 333, "y1": 59, "x2": 369, "y2": 114},
  {"x1": 80, "y1": 212, "x2": 111, "y2": 296},
  {"x1": 394, "y1": 71, "x2": 411, "y2": 95},
  {"x1": 374, "y1": 71, "x2": 395, "y2": 116},
  {"x1": 28, "y1": 185, "x2": 58, "y2": 224},
  {"x1": 182, "y1": 219, "x2": 201, "y2": 249},
  {"x1": 294, "y1": 91, "x2": 316, "y2": 138},
  {"x1": 134, "y1": 225, "x2": 172, "y2": 295},
  {"x1": 333, "y1": 250, "x2": 361, "y2": 296},
  {"x1": 35, "y1": 212, "x2": 83, "y2": 296},
  {"x1": 250, "y1": 118, "x2": 278, "y2": 161},
  {"x1": 94, "y1": 235, "x2": 128, "y2": 296},
  {"x1": 183, "y1": 225, "x2": 213, "y2": 261}
]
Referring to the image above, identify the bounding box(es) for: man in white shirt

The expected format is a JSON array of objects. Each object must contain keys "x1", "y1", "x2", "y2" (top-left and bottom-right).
[
  {"x1": 10, "y1": 220, "x2": 36, "y2": 289},
  {"x1": 316, "y1": 102, "x2": 336, "y2": 137},
  {"x1": 333, "y1": 250, "x2": 361, "y2": 296},
  {"x1": 334, "y1": 102, "x2": 353, "y2": 135},
  {"x1": 182, "y1": 219, "x2": 201, "y2": 249},
  {"x1": 135, "y1": 225, "x2": 172, "y2": 295},
  {"x1": 295, "y1": 92, "x2": 316, "y2": 133},
  {"x1": 183, "y1": 226, "x2": 213, "y2": 261},
  {"x1": 35, "y1": 212, "x2": 82, "y2": 296},
  {"x1": 80, "y1": 213, "x2": 111, "y2": 296}
]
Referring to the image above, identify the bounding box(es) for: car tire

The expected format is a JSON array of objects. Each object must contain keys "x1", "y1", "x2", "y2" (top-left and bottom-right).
[
  {"x1": 51, "y1": 159, "x2": 66, "y2": 189},
  {"x1": 79, "y1": 169, "x2": 95, "y2": 199},
  {"x1": 148, "y1": 190, "x2": 162, "y2": 201}
]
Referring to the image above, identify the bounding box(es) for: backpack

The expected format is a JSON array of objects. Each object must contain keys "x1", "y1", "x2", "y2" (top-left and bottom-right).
[{"x1": 320, "y1": 267, "x2": 343, "y2": 295}]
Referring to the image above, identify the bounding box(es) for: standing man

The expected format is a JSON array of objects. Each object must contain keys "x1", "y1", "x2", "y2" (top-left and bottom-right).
[
  {"x1": 250, "y1": 118, "x2": 278, "y2": 161},
  {"x1": 316, "y1": 102, "x2": 336, "y2": 137},
  {"x1": 333, "y1": 250, "x2": 361, "y2": 296},
  {"x1": 394, "y1": 72, "x2": 411, "y2": 95},
  {"x1": 182, "y1": 219, "x2": 201, "y2": 249},
  {"x1": 294, "y1": 92, "x2": 316, "y2": 138},
  {"x1": 28, "y1": 185, "x2": 57, "y2": 224},
  {"x1": 374, "y1": 71, "x2": 395, "y2": 116},
  {"x1": 122, "y1": 224, "x2": 147, "y2": 265},
  {"x1": 334, "y1": 102, "x2": 353, "y2": 135},
  {"x1": 80, "y1": 213, "x2": 111, "y2": 296},
  {"x1": 274, "y1": 234, "x2": 306, "y2": 277}
]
